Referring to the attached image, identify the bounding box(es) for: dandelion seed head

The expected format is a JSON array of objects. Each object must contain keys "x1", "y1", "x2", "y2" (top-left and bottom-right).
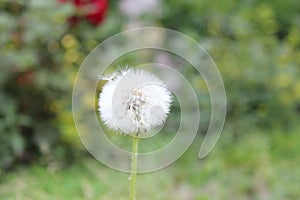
[{"x1": 99, "y1": 68, "x2": 172, "y2": 135}]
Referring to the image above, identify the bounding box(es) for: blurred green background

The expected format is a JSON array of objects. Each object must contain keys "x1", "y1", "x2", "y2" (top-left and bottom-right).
[{"x1": 1, "y1": 0, "x2": 300, "y2": 199}]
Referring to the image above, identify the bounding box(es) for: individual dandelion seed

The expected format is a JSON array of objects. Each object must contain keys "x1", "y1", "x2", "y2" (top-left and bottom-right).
[{"x1": 98, "y1": 68, "x2": 172, "y2": 136}]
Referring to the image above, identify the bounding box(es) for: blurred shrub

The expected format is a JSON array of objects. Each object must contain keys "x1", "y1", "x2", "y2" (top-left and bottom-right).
[
  {"x1": 0, "y1": 0, "x2": 75, "y2": 170},
  {"x1": 0, "y1": 0, "x2": 122, "y2": 170},
  {"x1": 161, "y1": 0, "x2": 300, "y2": 128}
]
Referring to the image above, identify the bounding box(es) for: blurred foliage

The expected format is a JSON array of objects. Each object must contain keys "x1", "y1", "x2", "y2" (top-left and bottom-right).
[
  {"x1": 0, "y1": 0, "x2": 300, "y2": 171},
  {"x1": 0, "y1": 0, "x2": 122, "y2": 170},
  {"x1": 161, "y1": 0, "x2": 300, "y2": 128},
  {"x1": 1, "y1": 125, "x2": 300, "y2": 199}
]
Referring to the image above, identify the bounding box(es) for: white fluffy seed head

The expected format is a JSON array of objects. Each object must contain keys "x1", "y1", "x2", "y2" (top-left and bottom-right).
[{"x1": 98, "y1": 68, "x2": 172, "y2": 135}]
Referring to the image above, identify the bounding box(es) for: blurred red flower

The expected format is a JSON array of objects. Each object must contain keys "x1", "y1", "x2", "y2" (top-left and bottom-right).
[{"x1": 59, "y1": 0, "x2": 108, "y2": 26}]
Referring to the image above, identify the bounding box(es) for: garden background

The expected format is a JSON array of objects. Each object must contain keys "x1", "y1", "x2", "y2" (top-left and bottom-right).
[{"x1": 0, "y1": 0, "x2": 300, "y2": 199}]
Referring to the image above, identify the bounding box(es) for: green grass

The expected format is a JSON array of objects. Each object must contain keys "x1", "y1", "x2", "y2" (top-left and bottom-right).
[{"x1": 1, "y1": 125, "x2": 300, "y2": 200}]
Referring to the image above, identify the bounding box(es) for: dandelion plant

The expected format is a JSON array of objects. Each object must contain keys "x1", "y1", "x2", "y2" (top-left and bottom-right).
[{"x1": 98, "y1": 68, "x2": 172, "y2": 199}]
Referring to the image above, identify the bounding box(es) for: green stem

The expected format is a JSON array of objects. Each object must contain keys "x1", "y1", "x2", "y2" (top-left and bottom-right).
[{"x1": 129, "y1": 136, "x2": 138, "y2": 200}]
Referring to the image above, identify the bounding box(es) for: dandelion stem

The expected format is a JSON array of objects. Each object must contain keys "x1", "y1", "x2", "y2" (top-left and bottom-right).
[{"x1": 129, "y1": 136, "x2": 139, "y2": 200}]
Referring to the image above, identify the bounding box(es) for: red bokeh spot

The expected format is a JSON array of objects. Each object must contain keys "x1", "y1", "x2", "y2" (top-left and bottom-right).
[{"x1": 59, "y1": 0, "x2": 108, "y2": 26}]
